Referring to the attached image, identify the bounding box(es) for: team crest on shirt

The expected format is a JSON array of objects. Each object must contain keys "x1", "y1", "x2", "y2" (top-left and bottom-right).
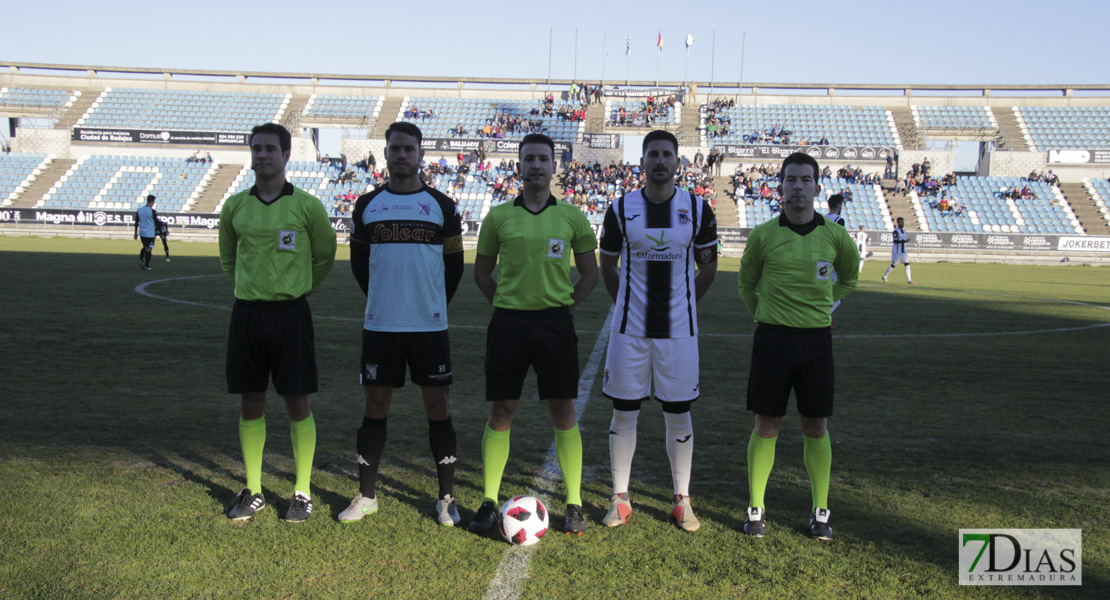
[
  {"x1": 677, "y1": 208, "x2": 690, "y2": 225},
  {"x1": 418, "y1": 201, "x2": 432, "y2": 216},
  {"x1": 279, "y1": 230, "x2": 297, "y2": 250},
  {"x1": 548, "y1": 238, "x2": 565, "y2": 258},
  {"x1": 816, "y1": 260, "x2": 832, "y2": 281}
]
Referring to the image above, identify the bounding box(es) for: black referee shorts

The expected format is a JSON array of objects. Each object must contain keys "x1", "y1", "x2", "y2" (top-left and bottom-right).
[
  {"x1": 746, "y1": 323, "x2": 834, "y2": 418},
  {"x1": 485, "y1": 307, "x2": 579, "y2": 401},
  {"x1": 226, "y1": 296, "x2": 318, "y2": 396}
]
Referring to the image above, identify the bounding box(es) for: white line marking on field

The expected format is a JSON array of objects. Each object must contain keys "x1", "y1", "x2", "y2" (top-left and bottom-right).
[
  {"x1": 482, "y1": 308, "x2": 613, "y2": 600},
  {"x1": 136, "y1": 276, "x2": 1110, "y2": 338}
]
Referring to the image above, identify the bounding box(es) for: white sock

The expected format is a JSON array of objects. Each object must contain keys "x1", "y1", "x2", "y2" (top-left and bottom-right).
[
  {"x1": 663, "y1": 411, "x2": 694, "y2": 497},
  {"x1": 608, "y1": 409, "x2": 639, "y2": 495},
  {"x1": 905, "y1": 264, "x2": 913, "y2": 281},
  {"x1": 830, "y1": 299, "x2": 841, "y2": 314},
  {"x1": 883, "y1": 265, "x2": 894, "y2": 278},
  {"x1": 859, "y1": 260, "x2": 865, "y2": 274}
]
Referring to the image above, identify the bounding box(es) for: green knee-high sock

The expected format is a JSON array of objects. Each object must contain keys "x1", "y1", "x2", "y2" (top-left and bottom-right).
[
  {"x1": 481, "y1": 424, "x2": 510, "y2": 505},
  {"x1": 289, "y1": 413, "x2": 316, "y2": 496},
  {"x1": 747, "y1": 430, "x2": 778, "y2": 509},
  {"x1": 239, "y1": 416, "x2": 266, "y2": 495},
  {"x1": 554, "y1": 424, "x2": 583, "y2": 507},
  {"x1": 803, "y1": 433, "x2": 832, "y2": 511}
]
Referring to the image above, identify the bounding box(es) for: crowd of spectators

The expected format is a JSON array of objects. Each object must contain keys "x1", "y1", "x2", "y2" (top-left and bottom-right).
[
  {"x1": 614, "y1": 95, "x2": 676, "y2": 127},
  {"x1": 702, "y1": 97, "x2": 832, "y2": 145},
  {"x1": 186, "y1": 151, "x2": 213, "y2": 163}
]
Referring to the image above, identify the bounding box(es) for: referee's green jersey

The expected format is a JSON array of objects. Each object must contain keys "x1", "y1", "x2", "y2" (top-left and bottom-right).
[
  {"x1": 477, "y1": 195, "x2": 597, "y2": 310},
  {"x1": 219, "y1": 182, "x2": 337, "y2": 301},
  {"x1": 738, "y1": 212, "x2": 859, "y2": 328}
]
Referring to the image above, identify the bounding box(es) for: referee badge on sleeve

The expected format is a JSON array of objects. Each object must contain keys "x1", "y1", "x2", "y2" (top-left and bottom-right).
[
  {"x1": 816, "y1": 260, "x2": 832, "y2": 281},
  {"x1": 278, "y1": 230, "x2": 297, "y2": 250}
]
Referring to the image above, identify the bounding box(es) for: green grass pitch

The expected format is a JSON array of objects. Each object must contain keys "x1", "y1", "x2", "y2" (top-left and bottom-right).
[{"x1": 0, "y1": 237, "x2": 1107, "y2": 599}]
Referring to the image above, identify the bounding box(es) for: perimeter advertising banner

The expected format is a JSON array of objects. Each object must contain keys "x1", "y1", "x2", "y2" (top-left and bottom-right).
[
  {"x1": 717, "y1": 144, "x2": 896, "y2": 162},
  {"x1": 72, "y1": 127, "x2": 249, "y2": 146},
  {"x1": 4, "y1": 207, "x2": 1109, "y2": 253},
  {"x1": 1046, "y1": 149, "x2": 1110, "y2": 165},
  {"x1": 420, "y1": 137, "x2": 571, "y2": 154}
]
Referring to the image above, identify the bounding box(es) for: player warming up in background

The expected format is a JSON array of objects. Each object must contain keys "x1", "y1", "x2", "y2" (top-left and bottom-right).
[
  {"x1": 738, "y1": 152, "x2": 859, "y2": 541},
  {"x1": 339, "y1": 122, "x2": 465, "y2": 526},
  {"x1": 470, "y1": 133, "x2": 599, "y2": 536},
  {"x1": 598, "y1": 130, "x2": 718, "y2": 532},
  {"x1": 134, "y1": 194, "x2": 157, "y2": 270},
  {"x1": 854, "y1": 225, "x2": 868, "y2": 275},
  {"x1": 825, "y1": 194, "x2": 847, "y2": 318},
  {"x1": 155, "y1": 206, "x2": 171, "y2": 262},
  {"x1": 219, "y1": 123, "x2": 337, "y2": 523},
  {"x1": 882, "y1": 217, "x2": 914, "y2": 284}
]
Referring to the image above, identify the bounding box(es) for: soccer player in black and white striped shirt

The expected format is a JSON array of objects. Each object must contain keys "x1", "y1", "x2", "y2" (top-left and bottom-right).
[
  {"x1": 598, "y1": 130, "x2": 718, "y2": 532},
  {"x1": 882, "y1": 217, "x2": 915, "y2": 284}
]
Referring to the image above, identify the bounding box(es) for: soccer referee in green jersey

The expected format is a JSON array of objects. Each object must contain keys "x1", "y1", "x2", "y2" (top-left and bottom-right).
[
  {"x1": 219, "y1": 123, "x2": 337, "y2": 523},
  {"x1": 737, "y1": 152, "x2": 858, "y2": 541},
  {"x1": 469, "y1": 133, "x2": 598, "y2": 535}
]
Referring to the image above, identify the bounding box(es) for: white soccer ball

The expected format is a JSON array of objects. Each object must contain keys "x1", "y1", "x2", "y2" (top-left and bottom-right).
[{"x1": 499, "y1": 495, "x2": 549, "y2": 546}]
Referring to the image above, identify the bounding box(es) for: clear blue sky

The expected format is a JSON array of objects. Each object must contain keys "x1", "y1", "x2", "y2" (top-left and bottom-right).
[{"x1": 3, "y1": 0, "x2": 1106, "y2": 86}]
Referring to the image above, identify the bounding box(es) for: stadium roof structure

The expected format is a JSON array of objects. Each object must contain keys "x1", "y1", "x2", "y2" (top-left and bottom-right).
[{"x1": 5, "y1": 61, "x2": 1110, "y2": 96}]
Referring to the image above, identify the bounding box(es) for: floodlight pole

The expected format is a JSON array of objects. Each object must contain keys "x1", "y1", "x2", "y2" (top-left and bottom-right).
[
  {"x1": 738, "y1": 31, "x2": 746, "y2": 105},
  {"x1": 710, "y1": 30, "x2": 715, "y2": 100}
]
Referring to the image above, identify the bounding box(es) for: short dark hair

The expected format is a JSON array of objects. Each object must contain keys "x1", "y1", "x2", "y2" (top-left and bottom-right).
[
  {"x1": 779, "y1": 152, "x2": 820, "y2": 181},
  {"x1": 642, "y1": 130, "x2": 679, "y2": 155},
  {"x1": 519, "y1": 133, "x2": 555, "y2": 160},
  {"x1": 386, "y1": 121, "x2": 423, "y2": 145},
  {"x1": 896, "y1": 216, "x2": 905, "y2": 223},
  {"x1": 146, "y1": 194, "x2": 156, "y2": 204},
  {"x1": 827, "y1": 194, "x2": 843, "y2": 211},
  {"x1": 250, "y1": 123, "x2": 292, "y2": 153}
]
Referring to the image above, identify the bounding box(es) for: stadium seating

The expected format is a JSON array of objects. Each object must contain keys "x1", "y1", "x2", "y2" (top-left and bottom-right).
[
  {"x1": 38, "y1": 155, "x2": 215, "y2": 212},
  {"x1": 912, "y1": 176, "x2": 1081, "y2": 234},
  {"x1": 397, "y1": 97, "x2": 583, "y2": 142},
  {"x1": 701, "y1": 104, "x2": 897, "y2": 147},
  {"x1": 302, "y1": 94, "x2": 383, "y2": 123},
  {"x1": 0, "y1": 88, "x2": 77, "y2": 110},
  {"x1": 217, "y1": 161, "x2": 378, "y2": 214},
  {"x1": 912, "y1": 105, "x2": 996, "y2": 130},
  {"x1": 737, "y1": 176, "x2": 891, "y2": 230},
  {"x1": 604, "y1": 99, "x2": 678, "y2": 126},
  {"x1": 78, "y1": 88, "x2": 289, "y2": 132},
  {"x1": 1015, "y1": 107, "x2": 1110, "y2": 151},
  {"x1": 0, "y1": 153, "x2": 51, "y2": 206},
  {"x1": 1083, "y1": 178, "x2": 1110, "y2": 226}
]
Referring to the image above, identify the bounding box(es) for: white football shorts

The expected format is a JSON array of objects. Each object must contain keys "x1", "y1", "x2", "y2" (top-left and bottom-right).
[{"x1": 602, "y1": 332, "x2": 700, "y2": 403}]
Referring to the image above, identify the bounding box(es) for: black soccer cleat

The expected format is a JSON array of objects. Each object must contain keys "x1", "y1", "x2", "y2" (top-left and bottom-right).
[
  {"x1": 809, "y1": 508, "x2": 833, "y2": 541},
  {"x1": 468, "y1": 500, "x2": 498, "y2": 533},
  {"x1": 284, "y1": 493, "x2": 313, "y2": 523},
  {"x1": 742, "y1": 506, "x2": 766, "y2": 538},
  {"x1": 227, "y1": 488, "x2": 266, "y2": 521},
  {"x1": 564, "y1": 504, "x2": 587, "y2": 535}
]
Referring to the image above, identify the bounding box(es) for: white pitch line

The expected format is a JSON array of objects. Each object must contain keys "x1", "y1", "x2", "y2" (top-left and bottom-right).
[{"x1": 482, "y1": 308, "x2": 613, "y2": 600}]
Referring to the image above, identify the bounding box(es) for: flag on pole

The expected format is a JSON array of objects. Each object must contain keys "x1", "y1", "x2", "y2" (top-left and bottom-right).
[
  {"x1": 626, "y1": 31, "x2": 631, "y2": 55},
  {"x1": 657, "y1": 32, "x2": 663, "y2": 50},
  {"x1": 686, "y1": 33, "x2": 694, "y2": 48}
]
